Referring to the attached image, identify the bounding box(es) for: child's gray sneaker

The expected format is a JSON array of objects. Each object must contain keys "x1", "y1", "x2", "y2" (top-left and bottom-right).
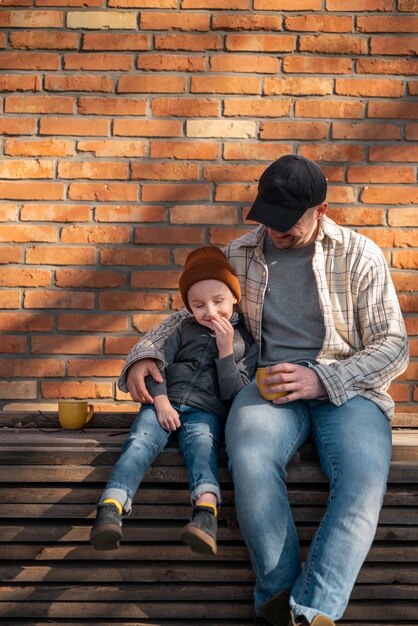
[
  {"x1": 180, "y1": 505, "x2": 217, "y2": 555},
  {"x1": 90, "y1": 503, "x2": 122, "y2": 551}
]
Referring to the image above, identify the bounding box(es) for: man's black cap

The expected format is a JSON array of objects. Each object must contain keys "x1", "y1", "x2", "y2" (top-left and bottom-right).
[{"x1": 247, "y1": 154, "x2": 327, "y2": 232}]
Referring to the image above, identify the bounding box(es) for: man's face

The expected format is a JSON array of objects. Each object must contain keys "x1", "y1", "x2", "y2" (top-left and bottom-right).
[{"x1": 266, "y1": 203, "x2": 327, "y2": 250}]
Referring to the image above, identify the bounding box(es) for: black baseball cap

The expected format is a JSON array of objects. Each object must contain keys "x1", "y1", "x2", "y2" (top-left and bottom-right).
[{"x1": 247, "y1": 154, "x2": 327, "y2": 232}]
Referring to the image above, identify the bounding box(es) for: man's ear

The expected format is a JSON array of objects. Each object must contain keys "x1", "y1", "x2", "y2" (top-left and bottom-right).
[{"x1": 316, "y1": 202, "x2": 328, "y2": 220}]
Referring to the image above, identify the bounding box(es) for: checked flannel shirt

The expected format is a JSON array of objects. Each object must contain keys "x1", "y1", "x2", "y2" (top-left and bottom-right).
[{"x1": 119, "y1": 216, "x2": 409, "y2": 421}]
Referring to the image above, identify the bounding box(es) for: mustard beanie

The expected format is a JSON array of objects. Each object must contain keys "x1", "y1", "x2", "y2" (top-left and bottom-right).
[{"x1": 179, "y1": 246, "x2": 241, "y2": 312}]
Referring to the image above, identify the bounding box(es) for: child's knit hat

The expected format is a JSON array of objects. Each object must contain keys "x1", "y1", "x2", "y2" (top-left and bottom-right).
[{"x1": 179, "y1": 246, "x2": 241, "y2": 312}]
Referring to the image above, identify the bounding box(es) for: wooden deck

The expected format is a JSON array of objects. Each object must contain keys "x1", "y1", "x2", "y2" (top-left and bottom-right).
[{"x1": 0, "y1": 410, "x2": 417, "y2": 626}]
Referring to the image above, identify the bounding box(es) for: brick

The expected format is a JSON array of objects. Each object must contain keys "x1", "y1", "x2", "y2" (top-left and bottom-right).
[
  {"x1": 105, "y1": 336, "x2": 140, "y2": 355},
  {"x1": 0, "y1": 183, "x2": 65, "y2": 201},
  {"x1": 264, "y1": 77, "x2": 332, "y2": 95},
  {"x1": 215, "y1": 184, "x2": 256, "y2": 203},
  {"x1": 0, "y1": 336, "x2": 26, "y2": 354},
  {"x1": 24, "y1": 290, "x2": 94, "y2": 309},
  {"x1": 356, "y1": 229, "x2": 394, "y2": 248},
  {"x1": 139, "y1": 54, "x2": 205, "y2": 72},
  {"x1": 0, "y1": 358, "x2": 64, "y2": 378},
  {"x1": 212, "y1": 14, "x2": 282, "y2": 31},
  {"x1": 155, "y1": 33, "x2": 222, "y2": 51},
  {"x1": 409, "y1": 83, "x2": 418, "y2": 96},
  {"x1": 170, "y1": 204, "x2": 238, "y2": 225},
  {"x1": 9, "y1": 31, "x2": 78, "y2": 49},
  {"x1": 388, "y1": 383, "x2": 410, "y2": 402},
  {"x1": 347, "y1": 166, "x2": 415, "y2": 183},
  {"x1": 191, "y1": 75, "x2": 260, "y2": 94},
  {"x1": 295, "y1": 99, "x2": 364, "y2": 119},
  {"x1": 117, "y1": 75, "x2": 186, "y2": 93},
  {"x1": 141, "y1": 184, "x2": 210, "y2": 202},
  {"x1": 357, "y1": 16, "x2": 418, "y2": 32},
  {"x1": 60, "y1": 225, "x2": 131, "y2": 244},
  {"x1": 64, "y1": 54, "x2": 132, "y2": 72},
  {"x1": 406, "y1": 124, "x2": 418, "y2": 140},
  {"x1": 68, "y1": 183, "x2": 137, "y2": 202},
  {"x1": 0, "y1": 74, "x2": 41, "y2": 91},
  {"x1": 369, "y1": 145, "x2": 418, "y2": 162},
  {"x1": 41, "y1": 381, "x2": 113, "y2": 399},
  {"x1": 335, "y1": 78, "x2": 404, "y2": 98},
  {"x1": 57, "y1": 314, "x2": 128, "y2": 332},
  {"x1": 0, "y1": 159, "x2": 54, "y2": 179},
  {"x1": 78, "y1": 97, "x2": 147, "y2": 116},
  {"x1": 95, "y1": 205, "x2": 164, "y2": 223},
  {"x1": 392, "y1": 251, "x2": 418, "y2": 270},
  {"x1": 131, "y1": 270, "x2": 180, "y2": 289},
  {"x1": 99, "y1": 247, "x2": 169, "y2": 266},
  {"x1": 223, "y1": 142, "x2": 293, "y2": 160},
  {"x1": 0, "y1": 225, "x2": 56, "y2": 243},
  {"x1": 68, "y1": 11, "x2": 137, "y2": 29},
  {"x1": 0, "y1": 381, "x2": 36, "y2": 400},
  {"x1": 40, "y1": 117, "x2": 110, "y2": 136},
  {"x1": 398, "y1": 294, "x2": 418, "y2": 314},
  {"x1": 368, "y1": 102, "x2": 418, "y2": 119},
  {"x1": 21, "y1": 204, "x2": 90, "y2": 222},
  {"x1": 371, "y1": 36, "x2": 418, "y2": 56},
  {"x1": 0, "y1": 291, "x2": 20, "y2": 308},
  {"x1": 211, "y1": 53, "x2": 278, "y2": 74},
  {"x1": 58, "y1": 161, "x2": 128, "y2": 180},
  {"x1": 225, "y1": 99, "x2": 289, "y2": 119},
  {"x1": 187, "y1": 120, "x2": 256, "y2": 138},
  {"x1": 388, "y1": 209, "x2": 418, "y2": 227},
  {"x1": 109, "y1": 0, "x2": 176, "y2": 5},
  {"x1": 260, "y1": 121, "x2": 328, "y2": 140},
  {"x1": 393, "y1": 230, "x2": 418, "y2": 248},
  {"x1": 300, "y1": 35, "x2": 367, "y2": 55},
  {"x1": 0, "y1": 52, "x2": 59, "y2": 71},
  {"x1": 285, "y1": 15, "x2": 352, "y2": 32},
  {"x1": 38, "y1": 0, "x2": 103, "y2": 5},
  {"x1": 68, "y1": 359, "x2": 125, "y2": 377},
  {"x1": 182, "y1": 0, "x2": 249, "y2": 6},
  {"x1": 45, "y1": 75, "x2": 114, "y2": 92},
  {"x1": 55, "y1": 269, "x2": 126, "y2": 289},
  {"x1": 398, "y1": 0, "x2": 418, "y2": 9},
  {"x1": 152, "y1": 98, "x2": 219, "y2": 117},
  {"x1": 357, "y1": 58, "x2": 418, "y2": 75},
  {"x1": 139, "y1": 12, "x2": 209, "y2": 31},
  {"x1": 31, "y1": 336, "x2": 102, "y2": 354},
  {"x1": 225, "y1": 34, "x2": 294, "y2": 53},
  {"x1": 203, "y1": 165, "x2": 264, "y2": 182},
  {"x1": 131, "y1": 314, "x2": 170, "y2": 333},
  {"x1": 283, "y1": 55, "x2": 351, "y2": 74},
  {"x1": 254, "y1": 0, "x2": 321, "y2": 7},
  {"x1": 361, "y1": 187, "x2": 418, "y2": 205},
  {"x1": 26, "y1": 246, "x2": 95, "y2": 265},
  {"x1": 327, "y1": 207, "x2": 385, "y2": 226},
  {"x1": 135, "y1": 226, "x2": 205, "y2": 245},
  {"x1": 131, "y1": 162, "x2": 199, "y2": 180},
  {"x1": 0, "y1": 10, "x2": 63, "y2": 28},
  {"x1": 0, "y1": 246, "x2": 22, "y2": 263},
  {"x1": 78, "y1": 139, "x2": 147, "y2": 157},
  {"x1": 151, "y1": 140, "x2": 219, "y2": 160},
  {"x1": 299, "y1": 144, "x2": 365, "y2": 162},
  {"x1": 0, "y1": 204, "x2": 18, "y2": 221},
  {"x1": 327, "y1": 0, "x2": 392, "y2": 8},
  {"x1": 0, "y1": 313, "x2": 53, "y2": 331},
  {"x1": 332, "y1": 121, "x2": 400, "y2": 140},
  {"x1": 0, "y1": 267, "x2": 51, "y2": 287},
  {"x1": 210, "y1": 226, "x2": 251, "y2": 245},
  {"x1": 327, "y1": 186, "x2": 357, "y2": 204},
  {"x1": 4, "y1": 139, "x2": 74, "y2": 157},
  {"x1": 83, "y1": 33, "x2": 151, "y2": 50},
  {"x1": 99, "y1": 292, "x2": 169, "y2": 311},
  {"x1": 113, "y1": 119, "x2": 182, "y2": 137}
]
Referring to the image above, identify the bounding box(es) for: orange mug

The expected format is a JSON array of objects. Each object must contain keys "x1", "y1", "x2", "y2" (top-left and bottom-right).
[
  {"x1": 58, "y1": 400, "x2": 94, "y2": 429},
  {"x1": 256, "y1": 367, "x2": 288, "y2": 401}
]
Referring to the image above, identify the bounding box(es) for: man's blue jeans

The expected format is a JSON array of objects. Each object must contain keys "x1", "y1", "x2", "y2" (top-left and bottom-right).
[
  {"x1": 100, "y1": 403, "x2": 223, "y2": 513},
  {"x1": 225, "y1": 380, "x2": 392, "y2": 623}
]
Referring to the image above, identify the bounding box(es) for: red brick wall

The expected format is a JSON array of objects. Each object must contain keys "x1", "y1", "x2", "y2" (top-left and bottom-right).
[{"x1": 0, "y1": 1, "x2": 416, "y2": 413}]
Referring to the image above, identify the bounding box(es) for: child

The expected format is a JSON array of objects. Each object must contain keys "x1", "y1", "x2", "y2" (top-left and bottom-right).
[{"x1": 90, "y1": 246, "x2": 258, "y2": 555}]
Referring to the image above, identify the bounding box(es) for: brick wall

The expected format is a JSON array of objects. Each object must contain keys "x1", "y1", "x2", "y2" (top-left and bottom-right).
[{"x1": 0, "y1": 1, "x2": 416, "y2": 413}]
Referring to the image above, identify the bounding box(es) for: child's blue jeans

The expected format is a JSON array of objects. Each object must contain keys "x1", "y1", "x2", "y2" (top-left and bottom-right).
[{"x1": 99, "y1": 403, "x2": 223, "y2": 513}]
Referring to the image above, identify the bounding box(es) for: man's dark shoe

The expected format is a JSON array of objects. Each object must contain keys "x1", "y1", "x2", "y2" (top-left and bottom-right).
[
  {"x1": 180, "y1": 505, "x2": 217, "y2": 555},
  {"x1": 260, "y1": 589, "x2": 291, "y2": 626},
  {"x1": 89, "y1": 503, "x2": 122, "y2": 551}
]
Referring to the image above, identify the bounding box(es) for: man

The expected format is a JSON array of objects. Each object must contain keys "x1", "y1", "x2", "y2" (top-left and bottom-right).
[{"x1": 119, "y1": 155, "x2": 409, "y2": 626}]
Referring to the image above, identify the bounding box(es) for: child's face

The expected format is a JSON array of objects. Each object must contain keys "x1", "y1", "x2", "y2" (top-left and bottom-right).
[{"x1": 187, "y1": 279, "x2": 237, "y2": 331}]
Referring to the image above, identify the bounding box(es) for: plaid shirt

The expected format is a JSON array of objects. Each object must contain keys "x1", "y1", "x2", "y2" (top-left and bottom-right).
[{"x1": 120, "y1": 216, "x2": 408, "y2": 420}]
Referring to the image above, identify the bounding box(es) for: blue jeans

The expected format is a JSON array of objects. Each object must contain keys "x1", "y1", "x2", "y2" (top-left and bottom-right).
[
  {"x1": 101, "y1": 403, "x2": 223, "y2": 512},
  {"x1": 225, "y1": 380, "x2": 392, "y2": 622}
]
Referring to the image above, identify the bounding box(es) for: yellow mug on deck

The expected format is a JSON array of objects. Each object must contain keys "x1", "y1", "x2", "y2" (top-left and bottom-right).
[
  {"x1": 256, "y1": 367, "x2": 288, "y2": 401},
  {"x1": 58, "y1": 400, "x2": 94, "y2": 429}
]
